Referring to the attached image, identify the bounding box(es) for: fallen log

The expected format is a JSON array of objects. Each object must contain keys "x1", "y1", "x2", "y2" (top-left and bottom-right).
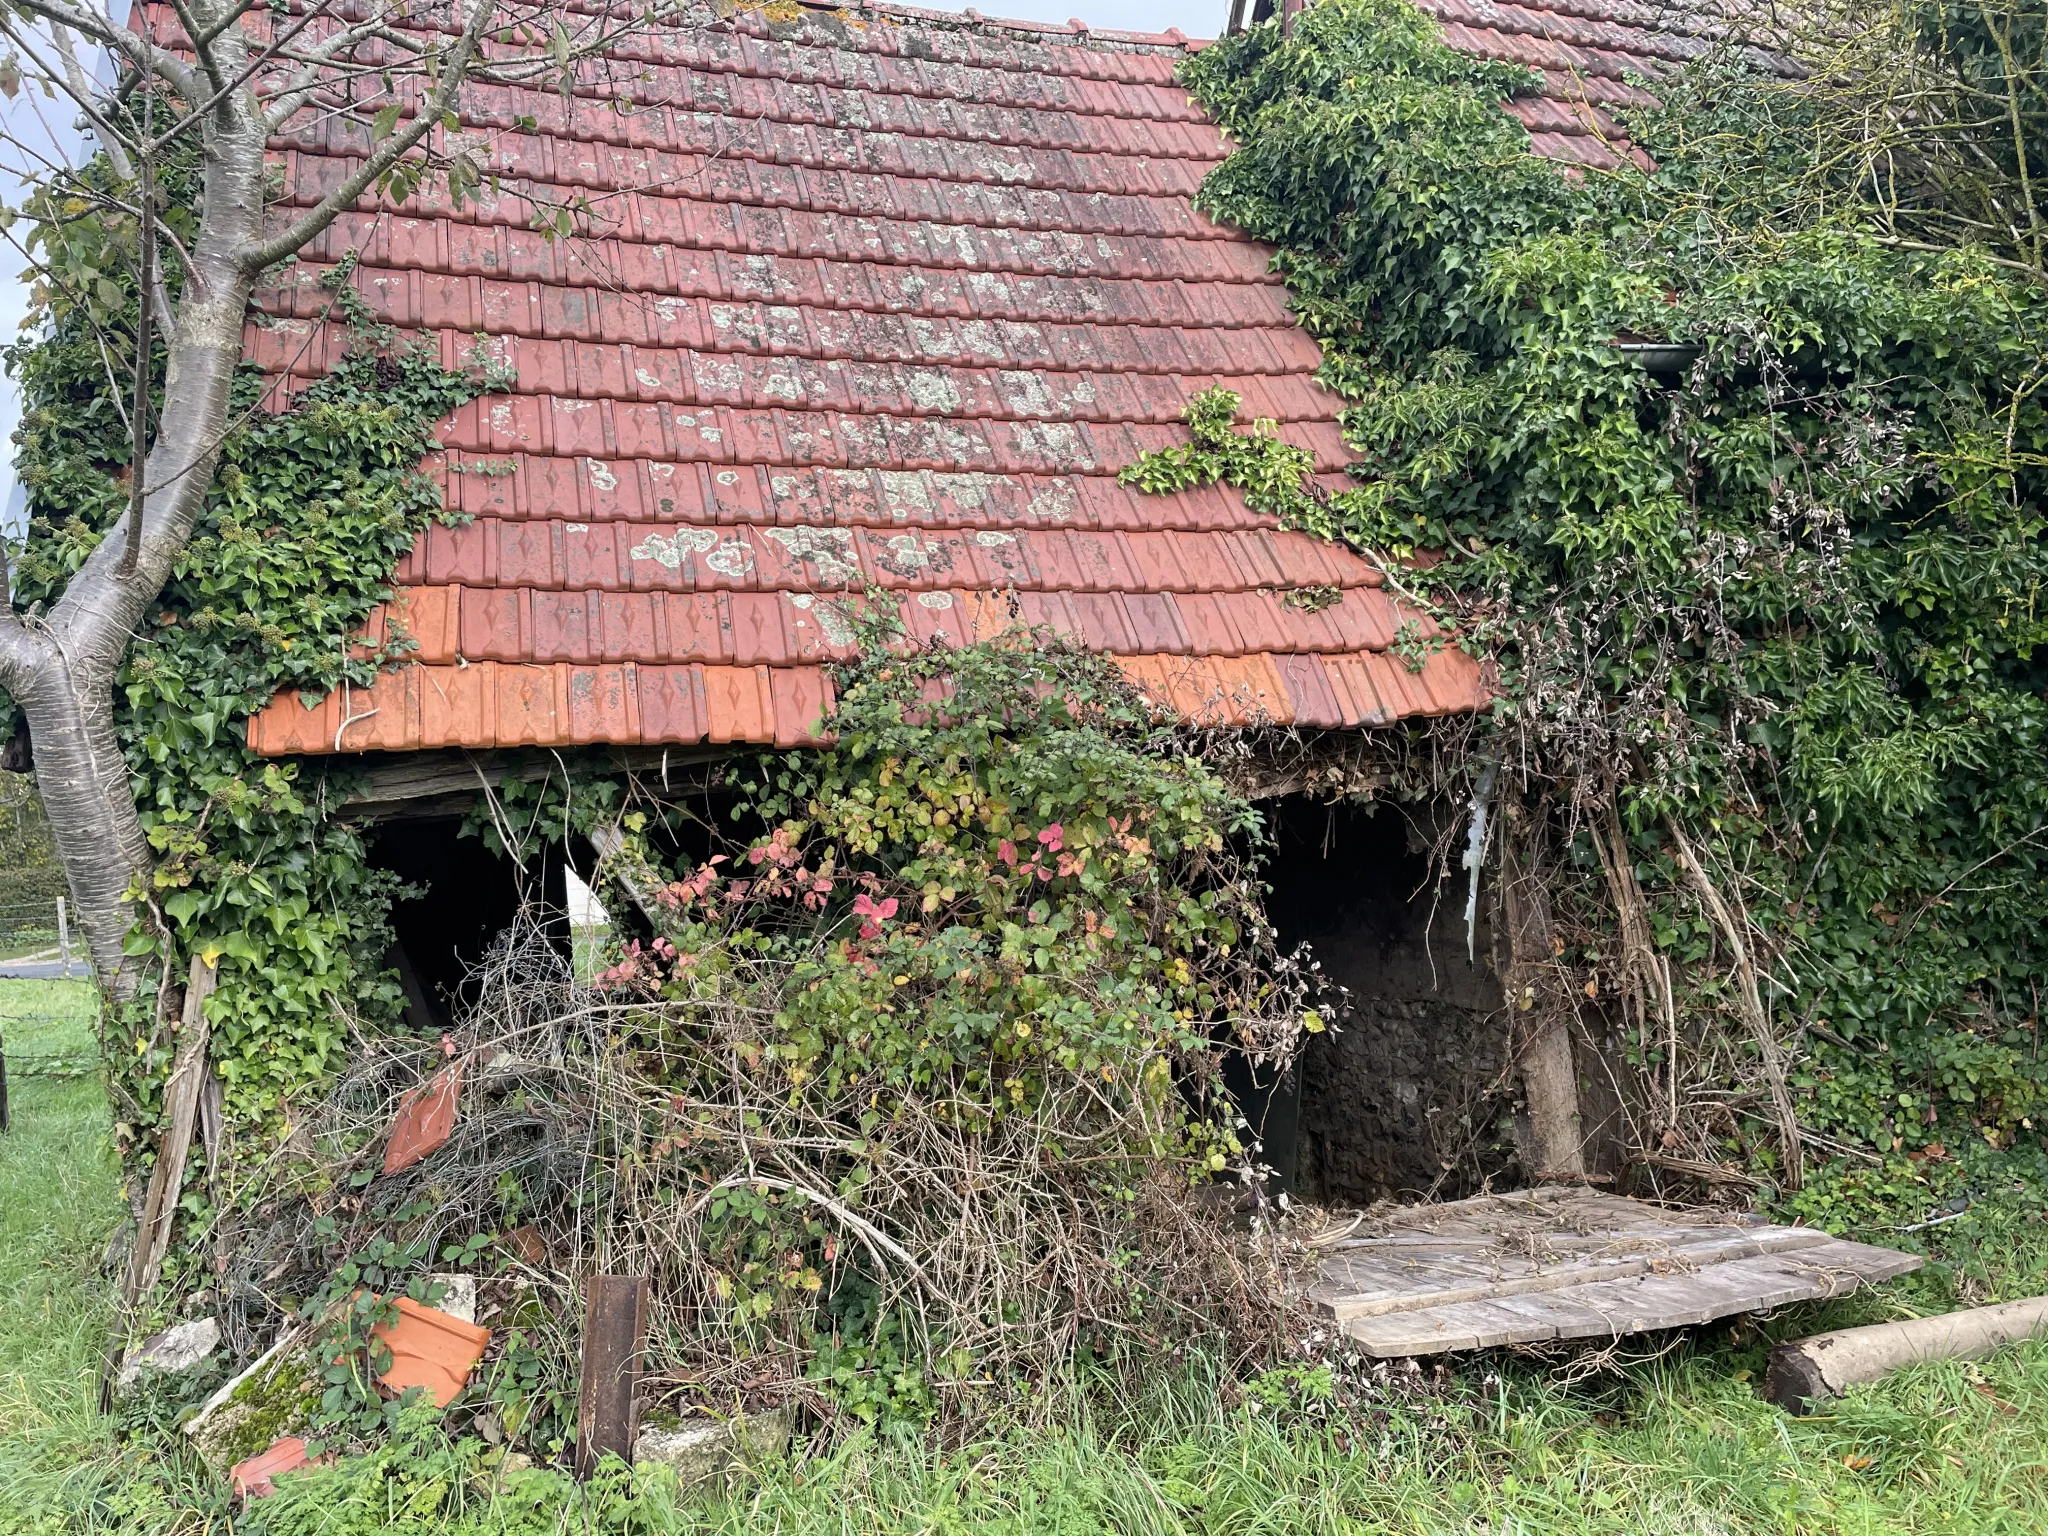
[{"x1": 1766, "y1": 1294, "x2": 2048, "y2": 1412}]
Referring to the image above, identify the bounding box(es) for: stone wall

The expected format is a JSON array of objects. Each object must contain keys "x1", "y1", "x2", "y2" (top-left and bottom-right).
[{"x1": 1262, "y1": 798, "x2": 1523, "y2": 1204}]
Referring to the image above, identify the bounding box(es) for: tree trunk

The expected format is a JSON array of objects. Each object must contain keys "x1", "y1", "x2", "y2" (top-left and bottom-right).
[
  {"x1": 5, "y1": 663, "x2": 157, "y2": 999},
  {"x1": 0, "y1": 0, "x2": 505, "y2": 1002},
  {"x1": 0, "y1": 112, "x2": 263, "y2": 1002}
]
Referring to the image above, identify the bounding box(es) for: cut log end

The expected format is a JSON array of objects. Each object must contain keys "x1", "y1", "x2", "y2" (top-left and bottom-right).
[
  {"x1": 1764, "y1": 1294, "x2": 2048, "y2": 1412},
  {"x1": 1763, "y1": 1339, "x2": 1833, "y2": 1413}
]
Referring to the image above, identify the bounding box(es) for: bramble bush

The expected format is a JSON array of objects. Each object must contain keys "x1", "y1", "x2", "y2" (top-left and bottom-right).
[{"x1": 361, "y1": 617, "x2": 1325, "y2": 1432}]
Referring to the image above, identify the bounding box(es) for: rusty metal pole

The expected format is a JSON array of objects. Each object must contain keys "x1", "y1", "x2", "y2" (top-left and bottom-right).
[{"x1": 575, "y1": 1274, "x2": 650, "y2": 1478}]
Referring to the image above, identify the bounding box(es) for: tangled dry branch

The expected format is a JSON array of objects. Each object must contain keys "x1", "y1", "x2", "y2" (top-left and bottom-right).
[{"x1": 222, "y1": 916, "x2": 1301, "y2": 1425}]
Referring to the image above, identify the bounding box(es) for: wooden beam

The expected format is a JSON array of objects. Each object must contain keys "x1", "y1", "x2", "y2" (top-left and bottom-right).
[
  {"x1": 323, "y1": 745, "x2": 733, "y2": 822},
  {"x1": 576, "y1": 1274, "x2": 650, "y2": 1478},
  {"x1": 123, "y1": 956, "x2": 219, "y2": 1308},
  {"x1": 1495, "y1": 792, "x2": 1587, "y2": 1180}
]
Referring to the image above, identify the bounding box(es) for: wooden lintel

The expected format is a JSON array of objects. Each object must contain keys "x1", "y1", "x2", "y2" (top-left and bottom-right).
[{"x1": 318, "y1": 745, "x2": 734, "y2": 822}]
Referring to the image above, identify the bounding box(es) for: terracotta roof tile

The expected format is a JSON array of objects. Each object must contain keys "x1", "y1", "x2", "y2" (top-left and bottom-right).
[
  {"x1": 234, "y1": 2, "x2": 1538, "y2": 756},
  {"x1": 1415, "y1": 0, "x2": 1797, "y2": 164}
]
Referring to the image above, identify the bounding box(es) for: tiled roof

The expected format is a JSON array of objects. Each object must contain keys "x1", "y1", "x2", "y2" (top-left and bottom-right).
[
  {"x1": 1410, "y1": 0, "x2": 1798, "y2": 168},
  {"x1": 238, "y1": 0, "x2": 1765, "y2": 758}
]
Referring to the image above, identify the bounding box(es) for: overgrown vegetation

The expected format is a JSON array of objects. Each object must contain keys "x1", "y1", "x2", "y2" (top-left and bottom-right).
[
  {"x1": 3, "y1": 234, "x2": 504, "y2": 1208},
  {"x1": 9, "y1": 993, "x2": 2048, "y2": 1533},
  {"x1": 272, "y1": 621, "x2": 1319, "y2": 1449},
  {"x1": 1127, "y1": 0, "x2": 2048, "y2": 1226},
  {"x1": 17, "y1": 0, "x2": 2048, "y2": 1517},
  {"x1": 4, "y1": 154, "x2": 1311, "y2": 1476}
]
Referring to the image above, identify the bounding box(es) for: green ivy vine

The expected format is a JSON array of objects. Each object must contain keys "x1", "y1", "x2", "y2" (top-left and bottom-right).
[
  {"x1": 4, "y1": 231, "x2": 503, "y2": 1177},
  {"x1": 1138, "y1": 0, "x2": 2048, "y2": 1225}
]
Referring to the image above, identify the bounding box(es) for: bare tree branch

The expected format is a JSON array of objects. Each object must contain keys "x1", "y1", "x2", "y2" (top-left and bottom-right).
[
  {"x1": 0, "y1": 13, "x2": 136, "y2": 177},
  {"x1": 162, "y1": 0, "x2": 228, "y2": 97},
  {"x1": 244, "y1": 0, "x2": 497, "y2": 273},
  {"x1": 152, "y1": 0, "x2": 343, "y2": 154},
  {"x1": 9, "y1": 0, "x2": 205, "y2": 105}
]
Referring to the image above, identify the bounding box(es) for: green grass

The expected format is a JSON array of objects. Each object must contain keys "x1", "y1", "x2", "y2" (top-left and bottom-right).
[
  {"x1": 0, "y1": 932, "x2": 60, "y2": 963},
  {"x1": 4, "y1": 972, "x2": 2048, "y2": 1534},
  {"x1": 0, "y1": 979, "x2": 154, "y2": 1534}
]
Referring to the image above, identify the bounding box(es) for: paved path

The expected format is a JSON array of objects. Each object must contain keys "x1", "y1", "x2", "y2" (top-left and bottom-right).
[{"x1": 0, "y1": 960, "x2": 90, "y2": 980}]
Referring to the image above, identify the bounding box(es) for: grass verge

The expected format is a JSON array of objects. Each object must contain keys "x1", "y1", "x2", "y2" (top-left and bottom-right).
[{"x1": 3, "y1": 973, "x2": 2047, "y2": 1534}]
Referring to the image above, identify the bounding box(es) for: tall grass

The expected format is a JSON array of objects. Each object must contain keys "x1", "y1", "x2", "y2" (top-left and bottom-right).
[
  {"x1": 4, "y1": 972, "x2": 2048, "y2": 1534},
  {"x1": 223, "y1": 1336, "x2": 2048, "y2": 1536}
]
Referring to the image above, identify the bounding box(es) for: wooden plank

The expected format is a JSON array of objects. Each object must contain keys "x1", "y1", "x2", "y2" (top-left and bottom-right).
[
  {"x1": 1322, "y1": 1190, "x2": 1924, "y2": 1356},
  {"x1": 575, "y1": 1274, "x2": 650, "y2": 1479},
  {"x1": 1461, "y1": 1288, "x2": 1626, "y2": 1343},
  {"x1": 1483, "y1": 1288, "x2": 1644, "y2": 1343},
  {"x1": 1313, "y1": 1245, "x2": 1540, "y2": 1292},
  {"x1": 1348, "y1": 1300, "x2": 1536, "y2": 1355},
  {"x1": 1318, "y1": 1255, "x2": 1661, "y2": 1321},
  {"x1": 1553, "y1": 1253, "x2": 1837, "y2": 1331},
  {"x1": 1793, "y1": 1236, "x2": 1924, "y2": 1285},
  {"x1": 1326, "y1": 1223, "x2": 1808, "y2": 1258},
  {"x1": 122, "y1": 958, "x2": 218, "y2": 1308},
  {"x1": 1315, "y1": 1227, "x2": 1836, "y2": 1321},
  {"x1": 1348, "y1": 1246, "x2": 1922, "y2": 1356}
]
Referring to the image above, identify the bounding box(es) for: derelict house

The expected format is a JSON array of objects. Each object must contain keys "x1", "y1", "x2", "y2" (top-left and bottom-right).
[{"x1": 222, "y1": 0, "x2": 1740, "y2": 1210}]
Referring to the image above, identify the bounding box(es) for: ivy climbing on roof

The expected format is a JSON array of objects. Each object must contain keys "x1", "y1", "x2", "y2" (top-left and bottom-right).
[
  {"x1": 1141, "y1": 0, "x2": 2048, "y2": 1225},
  {"x1": 4, "y1": 229, "x2": 505, "y2": 1186}
]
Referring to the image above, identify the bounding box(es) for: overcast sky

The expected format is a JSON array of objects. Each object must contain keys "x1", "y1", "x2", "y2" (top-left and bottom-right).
[
  {"x1": 1, "y1": 63, "x2": 88, "y2": 544},
  {"x1": 955, "y1": 0, "x2": 1228, "y2": 33},
  {"x1": 0, "y1": 1, "x2": 1230, "y2": 537}
]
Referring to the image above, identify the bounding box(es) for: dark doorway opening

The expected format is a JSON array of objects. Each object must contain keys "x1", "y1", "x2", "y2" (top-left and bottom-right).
[
  {"x1": 368, "y1": 818, "x2": 577, "y2": 1030},
  {"x1": 1257, "y1": 795, "x2": 1521, "y2": 1205}
]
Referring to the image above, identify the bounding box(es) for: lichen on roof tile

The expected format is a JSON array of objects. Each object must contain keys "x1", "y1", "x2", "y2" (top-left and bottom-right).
[{"x1": 240, "y1": 0, "x2": 1782, "y2": 753}]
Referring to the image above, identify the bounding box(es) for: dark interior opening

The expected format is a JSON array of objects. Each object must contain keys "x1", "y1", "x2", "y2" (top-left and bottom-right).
[
  {"x1": 369, "y1": 817, "x2": 579, "y2": 1030},
  {"x1": 1254, "y1": 795, "x2": 1522, "y2": 1206}
]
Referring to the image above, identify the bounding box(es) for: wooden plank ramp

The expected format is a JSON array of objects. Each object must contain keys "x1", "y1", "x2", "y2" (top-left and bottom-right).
[{"x1": 1303, "y1": 1187, "x2": 1921, "y2": 1357}]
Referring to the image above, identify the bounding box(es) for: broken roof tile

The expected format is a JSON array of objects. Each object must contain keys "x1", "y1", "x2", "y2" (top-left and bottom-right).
[{"x1": 375, "y1": 1297, "x2": 490, "y2": 1409}]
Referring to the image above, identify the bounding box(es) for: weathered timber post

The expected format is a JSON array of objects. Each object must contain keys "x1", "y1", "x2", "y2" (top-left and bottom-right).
[{"x1": 1495, "y1": 787, "x2": 1587, "y2": 1180}]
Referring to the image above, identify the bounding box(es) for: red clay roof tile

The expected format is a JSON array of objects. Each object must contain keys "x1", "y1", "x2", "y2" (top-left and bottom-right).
[{"x1": 230, "y1": 0, "x2": 1679, "y2": 756}]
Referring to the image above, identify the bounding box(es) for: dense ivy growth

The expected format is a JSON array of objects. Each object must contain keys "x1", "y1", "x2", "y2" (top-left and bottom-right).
[
  {"x1": 1139, "y1": 0, "x2": 2048, "y2": 1223},
  {"x1": 3, "y1": 257, "x2": 496, "y2": 1156}
]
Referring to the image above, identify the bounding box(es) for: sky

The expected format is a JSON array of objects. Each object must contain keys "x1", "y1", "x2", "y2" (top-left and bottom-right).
[
  {"x1": 1, "y1": 68, "x2": 88, "y2": 544},
  {"x1": 0, "y1": 1, "x2": 1229, "y2": 539},
  {"x1": 947, "y1": 0, "x2": 1227, "y2": 33}
]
